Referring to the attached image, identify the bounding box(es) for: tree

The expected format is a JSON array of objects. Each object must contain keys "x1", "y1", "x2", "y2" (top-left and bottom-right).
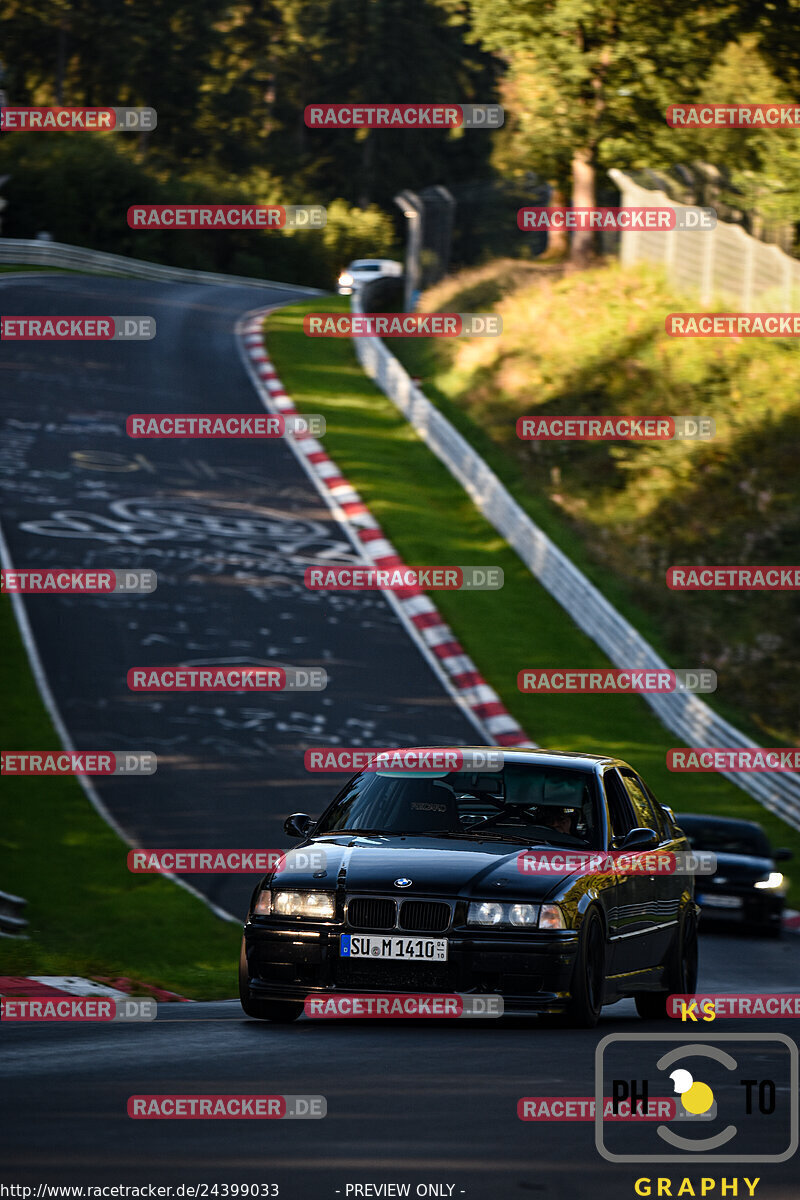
[{"x1": 458, "y1": 0, "x2": 743, "y2": 262}]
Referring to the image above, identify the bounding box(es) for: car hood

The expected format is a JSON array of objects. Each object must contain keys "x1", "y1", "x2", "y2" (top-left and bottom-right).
[
  {"x1": 705, "y1": 852, "x2": 775, "y2": 885},
  {"x1": 273, "y1": 835, "x2": 580, "y2": 901}
]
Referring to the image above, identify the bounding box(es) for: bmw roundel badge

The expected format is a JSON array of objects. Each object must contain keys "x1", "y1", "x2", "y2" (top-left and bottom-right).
[{"x1": 394, "y1": 877, "x2": 412, "y2": 888}]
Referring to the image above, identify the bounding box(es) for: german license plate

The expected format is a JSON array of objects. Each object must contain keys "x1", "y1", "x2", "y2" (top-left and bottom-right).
[
  {"x1": 340, "y1": 934, "x2": 448, "y2": 961},
  {"x1": 697, "y1": 893, "x2": 742, "y2": 909}
]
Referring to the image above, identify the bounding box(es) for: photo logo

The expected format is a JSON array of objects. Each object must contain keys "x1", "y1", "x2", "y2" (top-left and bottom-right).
[{"x1": 595, "y1": 1033, "x2": 798, "y2": 1163}]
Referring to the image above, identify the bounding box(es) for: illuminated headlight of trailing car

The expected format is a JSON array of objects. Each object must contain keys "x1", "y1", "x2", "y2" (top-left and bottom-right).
[
  {"x1": 754, "y1": 872, "x2": 785, "y2": 890},
  {"x1": 338, "y1": 272, "x2": 353, "y2": 288},
  {"x1": 257, "y1": 891, "x2": 335, "y2": 919},
  {"x1": 467, "y1": 901, "x2": 542, "y2": 927}
]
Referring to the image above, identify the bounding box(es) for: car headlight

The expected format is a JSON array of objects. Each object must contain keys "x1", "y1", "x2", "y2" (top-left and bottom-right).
[
  {"x1": 468, "y1": 900, "x2": 504, "y2": 925},
  {"x1": 754, "y1": 872, "x2": 785, "y2": 890},
  {"x1": 539, "y1": 903, "x2": 566, "y2": 930},
  {"x1": 467, "y1": 901, "x2": 543, "y2": 927},
  {"x1": 509, "y1": 903, "x2": 539, "y2": 927},
  {"x1": 254, "y1": 890, "x2": 272, "y2": 916},
  {"x1": 268, "y1": 891, "x2": 335, "y2": 919},
  {"x1": 338, "y1": 272, "x2": 353, "y2": 287}
]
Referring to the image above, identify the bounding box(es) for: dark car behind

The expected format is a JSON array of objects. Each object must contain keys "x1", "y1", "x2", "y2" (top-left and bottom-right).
[{"x1": 677, "y1": 813, "x2": 791, "y2": 936}]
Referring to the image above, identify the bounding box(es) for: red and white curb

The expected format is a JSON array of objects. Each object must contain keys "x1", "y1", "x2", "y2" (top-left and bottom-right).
[
  {"x1": 236, "y1": 309, "x2": 530, "y2": 748},
  {"x1": 0, "y1": 976, "x2": 188, "y2": 1002}
]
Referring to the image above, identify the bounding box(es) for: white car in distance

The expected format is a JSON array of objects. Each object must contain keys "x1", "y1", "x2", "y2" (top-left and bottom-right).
[{"x1": 336, "y1": 258, "x2": 403, "y2": 296}]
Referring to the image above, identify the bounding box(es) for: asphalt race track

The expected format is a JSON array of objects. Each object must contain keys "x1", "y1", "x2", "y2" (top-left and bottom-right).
[
  {"x1": 2, "y1": 274, "x2": 800, "y2": 1200},
  {"x1": 1, "y1": 933, "x2": 799, "y2": 1198},
  {"x1": 0, "y1": 273, "x2": 479, "y2": 917}
]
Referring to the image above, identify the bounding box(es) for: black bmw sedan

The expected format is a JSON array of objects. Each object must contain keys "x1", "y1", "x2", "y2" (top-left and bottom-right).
[
  {"x1": 676, "y1": 813, "x2": 791, "y2": 936},
  {"x1": 239, "y1": 749, "x2": 698, "y2": 1026}
]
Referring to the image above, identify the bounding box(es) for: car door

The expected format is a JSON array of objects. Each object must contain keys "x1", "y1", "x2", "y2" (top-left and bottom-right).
[
  {"x1": 618, "y1": 768, "x2": 683, "y2": 966},
  {"x1": 601, "y1": 767, "x2": 653, "y2": 976}
]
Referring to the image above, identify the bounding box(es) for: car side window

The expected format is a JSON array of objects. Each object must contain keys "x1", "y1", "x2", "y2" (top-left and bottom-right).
[
  {"x1": 602, "y1": 770, "x2": 637, "y2": 841},
  {"x1": 619, "y1": 769, "x2": 666, "y2": 841}
]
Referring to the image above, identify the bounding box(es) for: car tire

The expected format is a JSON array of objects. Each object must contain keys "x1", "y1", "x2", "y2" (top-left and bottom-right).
[
  {"x1": 635, "y1": 904, "x2": 698, "y2": 1021},
  {"x1": 238, "y1": 938, "x2": 303, "y2": 1023},
  {"x1": 564, "y1": 908, "x2": 606, "y2": 1028}
]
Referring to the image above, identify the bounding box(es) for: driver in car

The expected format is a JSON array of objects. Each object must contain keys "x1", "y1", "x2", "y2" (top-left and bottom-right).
[{"x1": 536, "y1": 807, "x2": 575, "y2": 837}]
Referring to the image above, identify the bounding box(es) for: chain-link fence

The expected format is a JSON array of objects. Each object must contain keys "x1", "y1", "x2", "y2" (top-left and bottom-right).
[{"x1": 610, "y1": 168, "x2": 800, "y2": 308}]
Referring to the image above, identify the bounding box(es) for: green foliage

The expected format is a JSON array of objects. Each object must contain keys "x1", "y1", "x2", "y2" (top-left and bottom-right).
[
  {"x1": 0, "y1": 134, "x2": 398, "y2": 286},
  {"x1": 397, "y1": 259, "x2": 800, "y2": 743}
]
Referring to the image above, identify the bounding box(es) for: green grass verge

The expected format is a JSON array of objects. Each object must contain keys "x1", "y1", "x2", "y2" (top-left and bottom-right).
[
  {"x1": 265, "y1": 297, "x2": 800, "y2": 906},
  {"x1": 0, "y1": 594, "x2": 241, "y2": 998}
]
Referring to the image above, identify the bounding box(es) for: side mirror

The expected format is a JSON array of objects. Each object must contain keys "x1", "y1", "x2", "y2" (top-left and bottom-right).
[
  {"x1": 615, "y1": 827, "x2": 658, "y2": 852},
  {"x1": 284, "y1": 813, "x2": 313, "y2": 839},
  {"x1": 774, "y1": 847, "x2": 793, "y2": 862}
]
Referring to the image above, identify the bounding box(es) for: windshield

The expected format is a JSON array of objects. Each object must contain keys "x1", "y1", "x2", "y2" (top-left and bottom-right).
[
  {"x1": 314, "y1": 763, "x2": 603, "y2": 848},
  {"x1": 678, "y1": 817, "x2": 771, "y2": 857}
]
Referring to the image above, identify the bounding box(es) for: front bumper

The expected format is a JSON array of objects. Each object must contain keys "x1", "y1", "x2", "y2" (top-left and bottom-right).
[
  {"x1": 243, "y1": 921, "x2": 580, "y2": 1013},
  {"x1": 696, "y1": 887, "x2": 784, "y2": 926}
]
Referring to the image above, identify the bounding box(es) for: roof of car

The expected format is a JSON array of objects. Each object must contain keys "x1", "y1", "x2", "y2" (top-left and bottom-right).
[
  {"x1": 676, "y1": 813, "x2": 765, "y2": 832},
  {"x1": 405, "y1": 746, "x2": 620, "y2": 770}
]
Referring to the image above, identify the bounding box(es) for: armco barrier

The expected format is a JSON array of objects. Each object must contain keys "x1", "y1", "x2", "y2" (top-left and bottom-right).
[
  {"x1": 351, "y1": 284, "x2": 800, "y2": 831},
  {"x1": 0, "y1": 889, "x2": 28, "y2": 938},
  {"x1": 0, "y1": 238, "x2": 324, "y2": 294}
]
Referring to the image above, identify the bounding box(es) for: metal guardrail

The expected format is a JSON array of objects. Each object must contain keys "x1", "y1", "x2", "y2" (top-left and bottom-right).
[
  {"x1": 351, "y1": 285, "x2": 800, "y2": 832},
  {"x1": 0, "y1": 889, "x2": 29, "y2": 938},
  {"x1": 0, "y1": 238, "x2": 324, "y2": 294}
]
